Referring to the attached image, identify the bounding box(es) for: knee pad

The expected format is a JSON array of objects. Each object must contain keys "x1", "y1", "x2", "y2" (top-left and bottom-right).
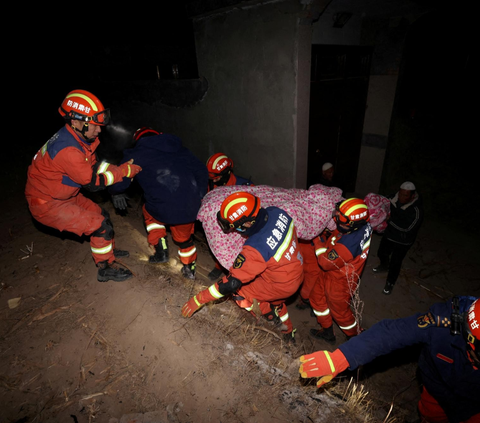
[
  {"x1": 173, "y1": 236, "x2": 194, "y2": 249},
  {"x1": 218, "y1": 275, "x2": 242, "y2": 295},
  {"x1": 91, "y1": 214, "x2": 114, "y2": 240}
]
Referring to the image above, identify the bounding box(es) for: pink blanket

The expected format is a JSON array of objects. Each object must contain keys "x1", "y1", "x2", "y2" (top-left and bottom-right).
[
  {"x1": 197, "y1": 184, "x2": 343, "y2": 269},
  {"x1": 198, "y1": 186, "x2": 390, "y2": 269},
  {"x1": 364, "y1": 193, "x2": 390, "y2": 233}
]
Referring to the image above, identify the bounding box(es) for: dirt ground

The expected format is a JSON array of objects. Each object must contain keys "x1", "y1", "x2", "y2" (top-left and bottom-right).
[{"x1": 1, "y1": 181, "x2": 479, "y2": 423}]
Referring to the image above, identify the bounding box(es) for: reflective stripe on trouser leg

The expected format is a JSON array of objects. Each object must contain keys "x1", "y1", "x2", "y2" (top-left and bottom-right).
[
  {"x1": 170, "y1": 222, "x2": 196, "y2": 264},
  {"x1": 90, "y1": 240, "x2": 114, "y2": 265},
  {"x1": 142, "y1": 205, "x2": 167, "y2": 246},
  {"x1": 312, "y1": 307, "x2": 333, "y2": 328},
  {"x1": 178, "y1": 246, "x2": 197, "y2": 265},
  {"x1": 275, "y1": 303, "x2": 293, "y2": 333},
  {"x1": 145, "y1": 222, "x2": 166, "y2": 246},
  {"x1": 338, "y1": 320, "x2": 358, "y2": 336}
]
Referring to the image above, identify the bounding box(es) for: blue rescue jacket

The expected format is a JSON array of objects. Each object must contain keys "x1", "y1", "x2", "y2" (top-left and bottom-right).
[
  {"x1": 339, "y1": 296, "x2": 480, "y2": 423},
  {"x1": 109, "y1": 133, "x2": 208, "y2": 224}
]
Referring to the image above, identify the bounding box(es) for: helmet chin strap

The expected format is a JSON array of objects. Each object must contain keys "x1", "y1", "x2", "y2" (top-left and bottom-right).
[
  {"x1": 72, "y1": 122, "x2": 95, "y2": 143},
  {"x1": 217, "y1": 171, "x2": 231, "y2": 186}
]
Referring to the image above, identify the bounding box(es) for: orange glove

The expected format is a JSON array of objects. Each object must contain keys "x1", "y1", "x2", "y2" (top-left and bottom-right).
[
  {"x1": 120, "y1": 159, "x2": 142, "y2": 179},
  {"x1": 299, "y1": 349, "x2": 349, "y2": 387},
  {"x1": 181, "y1": 283, "x2": 224, "y2": 317}
]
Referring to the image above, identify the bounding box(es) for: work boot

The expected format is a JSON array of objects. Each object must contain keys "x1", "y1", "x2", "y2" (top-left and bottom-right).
[
  {"x1": 383, "y1": 281, "x2": 395, "y2": 295},
  {"x1": 262, "y1": 305, "x2": 282, "y2": 327},
  {"x1": 309, "y1": 325, "x2": 336, "y2": 345},
  {"x1": 208, "y1": 266, "x2": 224, "y2": 281},
  {"x1": 181, "y1": 261, "x2": 196, "y2": 280},
  {"x1": 114, "y1": 249, "x2": 130, "y2": 258},
  {"x1": 149, "y1": 238, "x2": 169, "y2": 263},
  {"x1": 97, "y1": 261, "x2": 132, "y2": 282}
]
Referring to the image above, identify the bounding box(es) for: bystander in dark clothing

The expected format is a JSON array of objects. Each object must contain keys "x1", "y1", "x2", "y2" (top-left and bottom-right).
[{"x1": 373, "y1": 181, "x2": 423, "y2": 294}]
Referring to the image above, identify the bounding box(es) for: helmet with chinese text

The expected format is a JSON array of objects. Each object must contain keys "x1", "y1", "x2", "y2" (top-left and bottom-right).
[
  {"x1": 217, "y1": 191, "x2": 261, "y2": 233},
  {"x1": 58, "y1": 89, "x2": 110, "y2": 126},
  {"x1": 333, "y1": 198, "x2": 370, "y2": 231},
  {"x1": 207, "y1": 153, "x2": 233, "y2": 180},
  {"x1": 465, "y1": 299, "x2": 480, "y2": 365}
]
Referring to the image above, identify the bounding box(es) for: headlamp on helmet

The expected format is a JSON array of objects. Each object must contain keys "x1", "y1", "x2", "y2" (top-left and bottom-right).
[
  {"x1": 217, "y1": 192, "x2": 261, "y2": 233},
  {"x1": 333, "y1": 198, "x2": 370, "y2": 230}
]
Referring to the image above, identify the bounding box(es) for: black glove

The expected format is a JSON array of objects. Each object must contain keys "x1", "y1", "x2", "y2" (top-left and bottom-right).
[{"x1": 112, "y1": 193, "x2": 129, "y2": 210}]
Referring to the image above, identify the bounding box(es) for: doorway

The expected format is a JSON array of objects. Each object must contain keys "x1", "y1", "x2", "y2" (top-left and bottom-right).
[{"x1": 307, "y1": 45, "x2": 372, "y2": 193}]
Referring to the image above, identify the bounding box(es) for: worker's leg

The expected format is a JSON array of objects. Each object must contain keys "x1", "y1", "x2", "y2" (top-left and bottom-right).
[
  {"x1": 170, "y1": 222, "x2": 197, "y2": 279},
  {"x1": 142, "y1": 205, "x2": 168, "y2": 263},
  {"x1": 297, "y1": 240, "x2": 321, "y2": 309}
]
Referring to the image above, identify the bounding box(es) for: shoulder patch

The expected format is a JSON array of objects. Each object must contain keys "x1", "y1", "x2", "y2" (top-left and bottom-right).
[
  {"x1": 327, "y1": 249, "x2": 339, "y2": 261},
  {"x1": 417, "y1": 312, "x2": 436, "y2": 328},
  {"x1": 233, "y1": 254, "x2": 246, "y2": 269}
]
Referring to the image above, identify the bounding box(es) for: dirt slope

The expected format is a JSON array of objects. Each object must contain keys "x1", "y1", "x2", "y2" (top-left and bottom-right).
[{"x1": 1, "y1": 189, "x2": 479, "y2": 423}]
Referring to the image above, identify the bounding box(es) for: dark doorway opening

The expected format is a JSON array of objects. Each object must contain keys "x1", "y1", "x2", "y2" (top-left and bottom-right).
[{"x1": 307, "y1": 45, "x2": 372, "y2": 193}]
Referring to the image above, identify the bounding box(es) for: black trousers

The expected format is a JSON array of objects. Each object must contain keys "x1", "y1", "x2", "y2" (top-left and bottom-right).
[{"x1": 377, "y1": 237, "x2": 412, "y2": 284}]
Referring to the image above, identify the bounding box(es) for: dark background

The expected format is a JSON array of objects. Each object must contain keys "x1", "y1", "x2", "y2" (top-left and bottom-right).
[{"x1": 8, "y1": 2, "x2": 476, "y2": 230}]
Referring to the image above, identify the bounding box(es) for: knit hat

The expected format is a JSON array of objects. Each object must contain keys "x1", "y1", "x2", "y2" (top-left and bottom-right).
[
  {"x1": 322, "y1": 162, "x2": 333, "y2": 171},
  {"x1": 400, "y1": 181, "x2": 416, "y2": 191}
]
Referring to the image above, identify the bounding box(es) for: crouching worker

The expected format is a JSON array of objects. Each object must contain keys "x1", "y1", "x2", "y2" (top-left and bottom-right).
[
  {"x1": 109, "y1": 127, "x2": 208, "y2": 280},
  {"x1": 25, "y1": 89, "x2": 142, "y2": 282},
  {"x1": 299, "y1": 296, "x2": 480, "y2": 423},
  {"x1": 181, "y1": 191, "x2": 304, "y2": 343}
]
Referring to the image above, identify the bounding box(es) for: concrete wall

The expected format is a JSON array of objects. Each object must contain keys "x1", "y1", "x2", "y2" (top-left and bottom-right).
[
  {"x1": 103, "y1": 0, "x2": 418, "y2": 197},
  {"x1": 102, "y1": 0, "x2": 314, "y2": 189},
  {"x1": 190, "y1": 0, "x2": 311, "y2": 188}
]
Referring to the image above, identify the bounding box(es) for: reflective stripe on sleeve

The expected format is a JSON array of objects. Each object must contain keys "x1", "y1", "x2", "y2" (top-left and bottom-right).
[{"x1": 208, "y1": 284, "x2": 224, "y2": 299}]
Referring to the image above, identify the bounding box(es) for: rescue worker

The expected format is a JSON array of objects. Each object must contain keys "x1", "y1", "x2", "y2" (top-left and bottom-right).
[
  {"x1": 181, "y1": 191, "x2": 304, "y2": 342},
  {"x1": 205, "y1": 152, "x2": 253, "y2": 281},
  {"x1": 309, "y1": 198, "x2": 372, "y2": 343},
  {"x1": 109, "y1": 127, "x2": 208, "y2": 280},
  {"x1": 206, "y1": 152, "x2": 252, "y2": 192},
  {"x1": 25, "y1": 89, "x2": 142, "y2": 282},
  {"x1": 299, "y1": 296, "x2": 480, "y2": 423},
  {"x1": 373, "y1": 181, "x2": 424, "y2": 295}
]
